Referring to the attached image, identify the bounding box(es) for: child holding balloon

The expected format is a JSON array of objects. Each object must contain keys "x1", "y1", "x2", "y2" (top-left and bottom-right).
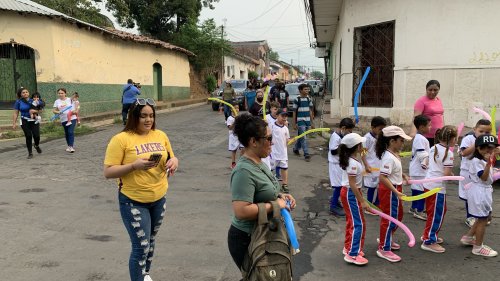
[
  {"x1": 328, "y1": 117, "x2": 355, "y2": 217},
  {"x1": 375, "y1": 126, "x2": 412, "y2": 263},
  {"x1": 459, "y1": 119, "x2": 492, "y2": 228},
  {"x1": 408, "y1": 115, "x2": 431, "y2": 221},
  {"x1": 339, "y1": 133, "x2": 369, "y2": 265},
  {"x1": 461, "y1": 134, "x2": 499, "y2": 257},
  {"x1": 226, "y1": 103, "x2": 241, "y2": 169},
  {"x1": 420, "y1": 125, "x2": 457, "y2": 253}
]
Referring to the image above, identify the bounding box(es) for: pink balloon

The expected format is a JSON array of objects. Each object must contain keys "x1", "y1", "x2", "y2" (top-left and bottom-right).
[
  {"x1": 407, "y1": 176, "x2": 464, "y2": 184},
  {"x1": 369, "y1": 208, "x2": 415, "y2": 247},
  {"x1": 473, "y1": 107, "x2": 492, "y2": 121}
]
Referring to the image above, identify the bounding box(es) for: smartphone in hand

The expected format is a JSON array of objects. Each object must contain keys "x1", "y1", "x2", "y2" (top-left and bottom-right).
[{"x1": 148, "y1": 153, "x2": 163, "y2": 166}]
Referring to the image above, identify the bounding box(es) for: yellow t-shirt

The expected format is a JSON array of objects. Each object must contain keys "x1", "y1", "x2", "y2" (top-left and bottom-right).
[{"x1": 104, "y1": 130, "x2": 175, "y2": 203}]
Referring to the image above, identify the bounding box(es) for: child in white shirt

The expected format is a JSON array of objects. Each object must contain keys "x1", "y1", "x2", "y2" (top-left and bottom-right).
[{"x1": 271, "y1": 108, "x2": 290, "y2": 193}]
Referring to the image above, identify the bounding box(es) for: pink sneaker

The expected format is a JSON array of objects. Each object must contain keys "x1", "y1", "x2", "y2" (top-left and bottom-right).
[
  {"x1": 344, "y1": 254, "x2": 368, "y2": 265},
  {"x1": 460, "y1": 235, "x2": 476, "y2": 246},
  {"x1": 377, "y1": 238, "x2": 400, "y2": 250},
  {"x1": 343, "y1": 247, "x2": 365, "y2": 257},
  {"x1": 376, "y1": 249, "x2": 401, "y2": 262},
  {"x1": 421, "y1": 242, "x2": 445, "y2": 253}
]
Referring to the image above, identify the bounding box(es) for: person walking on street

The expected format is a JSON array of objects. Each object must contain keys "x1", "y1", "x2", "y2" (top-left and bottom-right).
[
  {"x1": 222, "y1": 81, "x2": 236, "y2": 120},
  {"x1": 53, "y1": 88, "x2": 78, "y2": 153},
  {"x1": 12, "y1": 87, "x2": 44, "y2": 159},
  {"x1": 122, "y1": 79, "x2": 141, "y2": 125},
  {"x1": 104, "y1": 98, "x2": 178, "y2": 281},
  {"x1": 292, "y1": 83, "x2": 315, "y2": 162}
]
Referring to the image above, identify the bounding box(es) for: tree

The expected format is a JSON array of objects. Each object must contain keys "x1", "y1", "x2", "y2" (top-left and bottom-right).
[
  {"x1": 269, "y1": 48, "x2": 279, "y2": 61},
  {"x1": 33, "y1": 0, "x2": 114, "y2": 28},
  {"x1": 104, "y1": 0, "x2": 219, "y2": 41},
  {"x1": 310, "y1": 70, "x2": 324, "y2": 79},
  {"x1": 248, "y1": 71, "x2": 258, "y2": 80}
]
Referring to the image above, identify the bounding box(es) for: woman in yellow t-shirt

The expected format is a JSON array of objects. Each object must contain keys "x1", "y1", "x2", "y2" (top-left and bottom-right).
[{"x1": 103, "y1": 98, "x2": 178, "y2": 281}]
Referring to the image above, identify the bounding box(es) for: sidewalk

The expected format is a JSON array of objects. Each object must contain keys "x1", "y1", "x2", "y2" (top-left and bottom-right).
[{"x1": 0, "y1": 98, "x2": 207, "y2": 153}]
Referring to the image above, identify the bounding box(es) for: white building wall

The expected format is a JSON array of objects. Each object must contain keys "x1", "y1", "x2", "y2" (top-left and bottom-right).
[
  {"x1": 224, "y1": 55, "x2": 255, "y2": 80},
  {"x1": 330, "y1": 0, "x2": 500, "y2": 128}
]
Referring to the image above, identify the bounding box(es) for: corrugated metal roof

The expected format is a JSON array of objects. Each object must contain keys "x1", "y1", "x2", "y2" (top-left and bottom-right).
[{"x1": 0, "y1": 0, "x2": 194, "y2": 56}]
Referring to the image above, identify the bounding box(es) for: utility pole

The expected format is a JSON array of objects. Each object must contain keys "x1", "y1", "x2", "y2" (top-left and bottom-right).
[{"x1": 221, "y1": 18, "x2": 227, "y2": 84}]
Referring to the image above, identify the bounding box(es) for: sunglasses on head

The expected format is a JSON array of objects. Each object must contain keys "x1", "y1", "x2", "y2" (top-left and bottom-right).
[{"x1": 135, "y1": 98, "x2": 156, "y2": 107}]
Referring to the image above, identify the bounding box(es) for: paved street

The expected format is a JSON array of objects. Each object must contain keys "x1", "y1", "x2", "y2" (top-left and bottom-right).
[{"x1": 1, "y1": 104, "x2": 499, "y2": 281}]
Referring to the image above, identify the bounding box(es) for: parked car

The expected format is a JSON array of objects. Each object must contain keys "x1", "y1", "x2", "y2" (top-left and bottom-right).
[
  {"x1": 285, "y1": 83, "x2": 317, "y2": 117},
  {"x1": 210, "y1": 79, "x2": 248, "y2": 111},
  {"x1": 305, "y1": 80, "x2": 323, "y2": 96}
]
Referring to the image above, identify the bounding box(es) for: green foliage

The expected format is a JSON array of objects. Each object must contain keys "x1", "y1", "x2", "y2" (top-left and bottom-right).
[
  {"x1": 206, "y1": 75, "x2": 217, "y2": 93},
  {"x1": 248, "y1": 71, "x2": 258, "y2": 80},
  {"x1": 269, "y1": 49, "x2": 279, "y2": 61},
  {"x1": 310, "y1": 70, "x2": 324, "y2": 79},
  {"x1": 105, "y1": 0, "x2": 219, "y2": 41},
  {"x1": 172, "y1": 19, "x2": 231, "y2": 72},
  {"x1": 1, "y1": 122, "x2": 94, "y2": 140},
  {"x1": 32, "y1": 0, "x2": 114, "y2": 28}
]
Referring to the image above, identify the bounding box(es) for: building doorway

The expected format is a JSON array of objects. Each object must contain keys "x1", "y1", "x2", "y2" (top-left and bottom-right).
[
  {"x1": 153, "y1": 63, "x2": 163, "y2": 100},
  {"x1": 352, "y1": 21, "x2": 395, "y2": 107},
  {"x1": 0, "y1": 43, "x2": 37, "y2": 105}
]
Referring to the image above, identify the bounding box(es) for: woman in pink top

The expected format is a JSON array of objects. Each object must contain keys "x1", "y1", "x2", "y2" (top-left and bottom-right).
[{"x1": 411, "y1": 80, "x2": 444, "y2": 146}]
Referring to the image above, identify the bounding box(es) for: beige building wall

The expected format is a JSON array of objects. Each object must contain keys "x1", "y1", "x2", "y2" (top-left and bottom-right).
[
  {"x1": 330, "y1": 0, "x2": 500, "y2": 127},
  {"x1": 224, "y1": 55, "x2": 255, "y2": 80}
]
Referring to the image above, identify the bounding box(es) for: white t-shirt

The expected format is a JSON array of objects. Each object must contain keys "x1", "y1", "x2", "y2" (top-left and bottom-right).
[
  {"x1": 271, "y1": 122, "x2": 289, "y2": 161},
  {"x1": 53, "y1": 98, "x2": 76, "y2": 123},
  {"x1": 266, "y1": 114, "x2": 277, "y2": 127},
  {"x1": 226, "y1": 116, "x2": 236, "y2": 136},
  {"x1": 423, "y1": 144, "x2": 455, "y2": 193},
  {"x1": 469, "y1": 158, "x2": 494, "y2": 187},
  {"x1": 341, "y1": 157, "x2": 363, "y2": 188},
  {"x1": 380, "y1": 150, "x2": 403, "y2": 185},
  {"x1": 459, "y1": 134, "x2": 476, "y2": 171},
  {"x1": 363, "y1": 132, "x2": 380, "y2": 173},
  {"x1": 409, "y1": 133, "x2": 430, "y2": 177},
  {"x1": 328, "y1": 131, "x2": 342, "y2": 163}
]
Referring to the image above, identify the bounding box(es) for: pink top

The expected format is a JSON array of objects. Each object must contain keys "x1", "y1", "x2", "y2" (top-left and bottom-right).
[{"x1": 414, "y1": 95, "x2": 444, "y2": 138}]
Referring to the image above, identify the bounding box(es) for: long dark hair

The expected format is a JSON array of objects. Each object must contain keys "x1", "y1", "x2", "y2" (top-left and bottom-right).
[
  {"x1": 16, "y1": 87, "x2": 27, "y2": 99},
  {"x1": 433, "y1": 125, "x2": 457, "y2": 162},
  {"x1": 123, "y1": 103, "x2": 156, "y2": 133},
  {"x1": 234, "y1": 113, "x2": 268, "y2": 147},
  {"x1": 375, "y1": 133, "x2": 401, "y2": 159},
  {"x1": 339, "y1": 143, "x2": 361, "y2": 170}
]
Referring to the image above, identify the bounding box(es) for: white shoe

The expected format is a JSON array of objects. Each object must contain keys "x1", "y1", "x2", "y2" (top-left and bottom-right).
[
  {"x1": 144, "y1": 275, "x2": 153, "y2": 281},
  {"x1": 465, "y1": 217, "x2": 476, "y2": 228},
  {"x1": 65, "y1": 146, "x2": 71, "y2": 152},
  {"x1": 472, "y1": 244, "x2": 498, "y2": 257},
  {"x1": 69, "y1": 147, "x2": 75, "y2": 153}
]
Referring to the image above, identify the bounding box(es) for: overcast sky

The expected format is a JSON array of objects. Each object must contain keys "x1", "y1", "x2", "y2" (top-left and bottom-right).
[
  {"x1": 200, "y1": 0, "x2": 323, "y2": 72},
  {"x1": 98, "y1": 0, "x2": 323, "y2": 73}
]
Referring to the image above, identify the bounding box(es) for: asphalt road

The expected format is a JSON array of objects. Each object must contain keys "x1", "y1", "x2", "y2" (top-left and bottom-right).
[{"x1": 0, "y1": 104, "x2": 499, "y2": 281}]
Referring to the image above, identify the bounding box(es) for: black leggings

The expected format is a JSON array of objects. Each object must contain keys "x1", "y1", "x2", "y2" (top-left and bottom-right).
[
  {"x1": 227, "y1": 225, "x2": 251, "y2": 270},
  {"x1": 21, "y1": 119, "x2": 40, "y2": 154}
]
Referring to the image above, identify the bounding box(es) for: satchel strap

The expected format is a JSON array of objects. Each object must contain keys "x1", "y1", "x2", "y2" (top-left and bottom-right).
[
  {"x1": 270, "y1": 200, "x2": 281, "y2": 219},
  {"x1": 257, "y1": 203, "x2": 268, "y2": 225}
]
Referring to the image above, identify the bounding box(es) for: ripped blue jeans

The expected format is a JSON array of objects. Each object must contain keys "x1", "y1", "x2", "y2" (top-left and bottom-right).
[{"x1": 119, "y1": 192, "x2": 167, "y2": 281}]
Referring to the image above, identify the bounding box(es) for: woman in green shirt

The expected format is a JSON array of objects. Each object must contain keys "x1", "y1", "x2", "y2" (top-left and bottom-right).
[
  {"x1": 222, "y1": 81, "x2": 235, "y2": 120},
  {"x1": 227, "y1": 113, "x2": 297, "y2": 270}
]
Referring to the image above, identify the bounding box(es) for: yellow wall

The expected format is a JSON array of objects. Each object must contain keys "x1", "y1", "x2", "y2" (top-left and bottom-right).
[{"x1": 0, "y1": 12, "x2": 191, "y2": 87}]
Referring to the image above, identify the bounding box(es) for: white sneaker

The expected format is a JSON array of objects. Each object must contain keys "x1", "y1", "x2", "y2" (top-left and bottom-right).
[
  {"x1": 69, "y1": 147, "x2": 75, "y2": 153},
  {"x1": 465, "y1": 217, "x2": 476, "y2": 228},
  {"x1": 472, "y1": 244, "x2": 498, "y2": 257},
  {"x1": 144, "y1": 275, "x2": 153, "y2": 281},
  {"x1": 65, "y1": 146, "x2": 71, "y2": 152}
]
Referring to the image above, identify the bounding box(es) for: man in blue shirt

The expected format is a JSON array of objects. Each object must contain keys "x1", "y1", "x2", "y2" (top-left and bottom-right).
[
  {"x1": 122, "y1": 79, "x2": 141, "y2": 125},
  {"x1": 292, "y1": 83, "x2": 315, "y2": 162},
  {"x1": 244, "y1": 84, "x2": 257, "y2": 111}
]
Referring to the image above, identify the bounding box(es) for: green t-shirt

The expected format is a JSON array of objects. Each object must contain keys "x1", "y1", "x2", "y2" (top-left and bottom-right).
[
  {"x1": 231, "y1": 157, "x2": 281, "y2": 234},
  {"x1": 222, "y1": 88, "x2": 235, "y2": 100}
]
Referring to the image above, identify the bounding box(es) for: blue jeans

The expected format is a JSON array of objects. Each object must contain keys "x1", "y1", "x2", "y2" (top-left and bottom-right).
[
  {"x1": 119, "y1": 192, "x2": 167, "y2": 281},
  {"x1": 61, "y1": 119, "x2": 76, "y2": 146},
  {"x1": 122, "y1": 103, "x2": 133, "y2": 125},
  {"x1": 223, "y1": 104, "x2": 231, "y2": 120},
  {"x1": 293, "y1": 125, "x2": 310, "y2": 156}
]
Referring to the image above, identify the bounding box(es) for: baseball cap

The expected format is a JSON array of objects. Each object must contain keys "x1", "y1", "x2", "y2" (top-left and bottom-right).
[
  {"x1": 341, "y1": 133, "x2": 366, "y2": 148},
  {"x1": 475, "y1": 134, "x2": 499, "y2": 147},
  {"x1": 382, "y1": 125, "x2": 412, "y2": 140},
  {"x1": 277, "y1": 108, "x2": 288, "y2": 115}
]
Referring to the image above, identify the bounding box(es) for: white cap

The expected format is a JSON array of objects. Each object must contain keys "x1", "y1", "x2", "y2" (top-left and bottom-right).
[
  {"x1": 382, "y1": 125, "x2": 412, "y2": 140},
  {"x1": 341, "y1": 133, "x2": 366, "y2": 148}
]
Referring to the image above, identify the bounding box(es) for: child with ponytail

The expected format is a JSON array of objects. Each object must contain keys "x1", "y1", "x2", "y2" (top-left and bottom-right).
[
  {"x1": 420, "y1": 125, "x2": 457, "y2": 253},
  {"x1": 338, "y1": 133, "x2": 369, "y2": 265},
  {"x1": 375, "y1": 126, "x2": 412, "y2": 263}
]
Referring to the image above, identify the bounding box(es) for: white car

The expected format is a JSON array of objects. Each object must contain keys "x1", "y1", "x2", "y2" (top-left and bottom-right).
[{"x1": 304, "y1": 80, "x2": 322, "y2": 96}]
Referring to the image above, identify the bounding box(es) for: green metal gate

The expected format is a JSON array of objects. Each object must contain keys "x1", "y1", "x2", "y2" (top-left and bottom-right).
[{"x1": 0, "y1": 43, "x2": 37, "y2": 103}]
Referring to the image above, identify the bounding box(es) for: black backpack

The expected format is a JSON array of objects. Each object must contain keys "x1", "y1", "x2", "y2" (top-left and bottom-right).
[{"x1": 241, "y1": 201, "x2": 293, "y2": 281}]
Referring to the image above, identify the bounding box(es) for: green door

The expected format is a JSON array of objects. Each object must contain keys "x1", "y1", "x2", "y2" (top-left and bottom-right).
[
  {"x1": 0, "y1": 43, "x2": 37, "y2": 103},
  {"x1": 153, "y1": 63, "x2": 163, "y2": 100}
]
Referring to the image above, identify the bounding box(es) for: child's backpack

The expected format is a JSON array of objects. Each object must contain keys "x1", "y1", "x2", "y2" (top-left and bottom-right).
[{"x1": 241, "y1": 201, "x2": 293, "y2": 281}]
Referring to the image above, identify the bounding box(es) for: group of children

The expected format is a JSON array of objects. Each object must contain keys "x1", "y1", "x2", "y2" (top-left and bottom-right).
[
  {"x1": 331, "y1": 115, "x2": 499, "y2": 266},
  {"x1": 226, "y1": 101, "x2": 291, "y2": 192},
  {"x1": 27, "y1": 91, "x2": 81, "y2": 125}
]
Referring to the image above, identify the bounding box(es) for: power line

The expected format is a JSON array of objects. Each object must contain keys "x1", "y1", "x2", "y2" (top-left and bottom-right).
[
  {"x1": 227, "y1": 0, "x2": 287, "y2": 27},
  {"x1": 256, "y1": 0, "x2": 294, "y2": 38}
]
